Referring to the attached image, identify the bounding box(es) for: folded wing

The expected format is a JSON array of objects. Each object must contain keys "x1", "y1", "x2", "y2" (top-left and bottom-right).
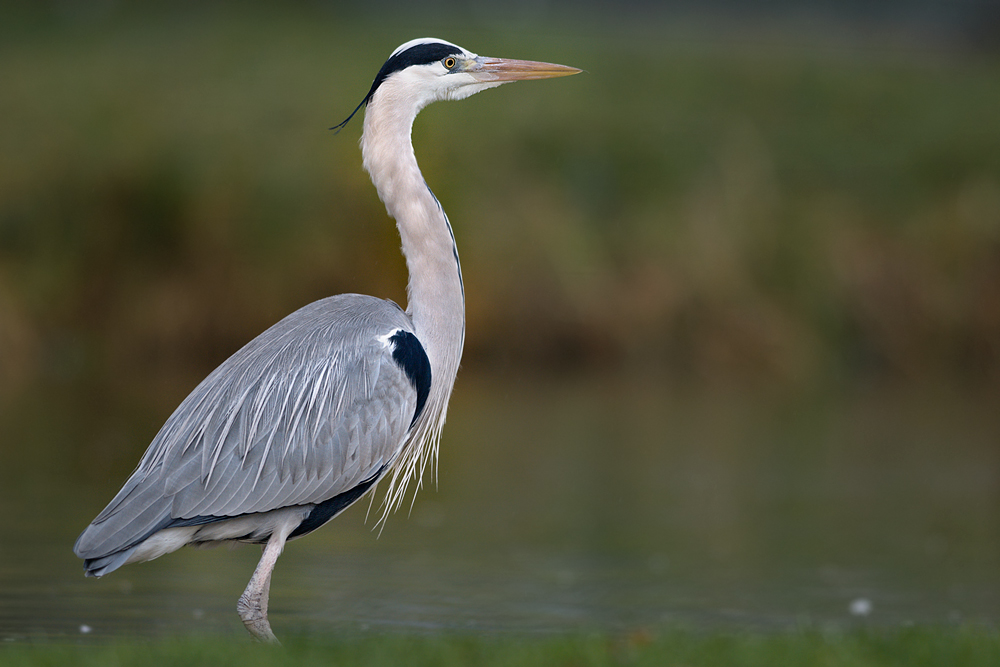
[{"x1": 74, "y1": 294, "x2": 422, "y2": 563}]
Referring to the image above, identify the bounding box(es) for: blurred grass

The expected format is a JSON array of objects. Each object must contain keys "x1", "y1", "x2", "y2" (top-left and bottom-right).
[
  {"x1": 1, "y1": 6, "x2": 1000, "y2": 393},
  {"x1": 2, "y1": 627, "x2": 999, "y2": 667}
]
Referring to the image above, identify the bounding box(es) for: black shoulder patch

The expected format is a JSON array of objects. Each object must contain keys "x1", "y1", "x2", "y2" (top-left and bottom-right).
[
  {"x1": 332, "y1": 41, "x2": 461, "y2": 132},
  {"x1": 388, "y1": 329, "x2": 432, "y2": 428}
]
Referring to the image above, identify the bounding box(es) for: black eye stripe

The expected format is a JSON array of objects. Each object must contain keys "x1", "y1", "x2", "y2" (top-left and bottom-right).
[
  {"x1": 331, "y1": 42, "x2": 463, "y2": 133},
  {"x1": 368, "y1": 43, "x2": 460, "y2": 98},
  {"x1": 383, "y1": 43, "x2": 460, "y2": 76}
]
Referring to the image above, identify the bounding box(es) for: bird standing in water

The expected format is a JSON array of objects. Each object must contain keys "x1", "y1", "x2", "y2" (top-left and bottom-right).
[{"x1": 74, "y1": 38, "x2": 580, "y2": 643}]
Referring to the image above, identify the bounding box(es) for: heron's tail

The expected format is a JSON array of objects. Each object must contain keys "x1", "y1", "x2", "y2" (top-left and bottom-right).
[{"x1": 80, "y1": 549, "x2": 134, "y2": 578}]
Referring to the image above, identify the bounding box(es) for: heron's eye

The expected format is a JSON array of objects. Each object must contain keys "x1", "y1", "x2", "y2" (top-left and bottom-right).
[{"x1": 443, "y1": 57, "x2": 457, "y2": 70}]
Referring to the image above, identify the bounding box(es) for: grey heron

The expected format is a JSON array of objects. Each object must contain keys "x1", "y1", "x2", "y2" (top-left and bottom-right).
[{"x1": 73, "y1": 38, "x2": 579, "y2": 643}]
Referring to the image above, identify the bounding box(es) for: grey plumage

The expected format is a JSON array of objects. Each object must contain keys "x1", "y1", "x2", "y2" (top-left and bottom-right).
[
  {"x1": 73, "y1": 37, "x2": 579, "y2": 643},
  {"x1": 75, "y1": 295, "x2": 421, "y2": 572}
]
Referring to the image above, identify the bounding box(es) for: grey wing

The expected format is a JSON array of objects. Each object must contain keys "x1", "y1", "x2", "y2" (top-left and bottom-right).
[{"x1": 74, "y1": 294, "x2": 422, "y2": 560}]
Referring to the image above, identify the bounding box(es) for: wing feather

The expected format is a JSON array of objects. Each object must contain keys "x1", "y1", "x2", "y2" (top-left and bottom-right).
[{"x1": 74, "y1": 294, "x2": 420, "y2": 560}]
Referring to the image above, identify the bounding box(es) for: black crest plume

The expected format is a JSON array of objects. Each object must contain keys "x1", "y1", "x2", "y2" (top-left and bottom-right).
[{"x1": 331, "y1": 42, "x2": 462, "y2": 132}]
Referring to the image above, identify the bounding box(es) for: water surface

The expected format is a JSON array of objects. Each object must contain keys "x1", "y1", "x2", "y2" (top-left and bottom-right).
[{"x1": 0, "y1": 373, "x2": 997, "y2": 641}]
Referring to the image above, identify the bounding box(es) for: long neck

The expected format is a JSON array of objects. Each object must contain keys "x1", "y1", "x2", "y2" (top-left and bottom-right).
[{"x1": 360, "y1": 88, "x2": 466, "y2": 405}]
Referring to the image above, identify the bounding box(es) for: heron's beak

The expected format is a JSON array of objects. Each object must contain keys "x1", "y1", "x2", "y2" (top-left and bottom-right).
[{"x1": 469, "y1": 57, "x2": 582, "y2": 82}]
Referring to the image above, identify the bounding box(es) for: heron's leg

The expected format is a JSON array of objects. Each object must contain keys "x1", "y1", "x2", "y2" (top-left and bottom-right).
[{"x1": 237, "y1": 531, "x2": 287, "y2": 644}]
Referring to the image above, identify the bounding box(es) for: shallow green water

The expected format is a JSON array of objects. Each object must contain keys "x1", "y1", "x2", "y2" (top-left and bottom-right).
[{"x1": 0, "y1": 373, "x2": 996, "y2": 642}]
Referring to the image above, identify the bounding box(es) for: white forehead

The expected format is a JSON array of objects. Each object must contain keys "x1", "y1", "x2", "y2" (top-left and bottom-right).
[{"x1": 390, "y1": 37, "x2": 476, "y2": 59}]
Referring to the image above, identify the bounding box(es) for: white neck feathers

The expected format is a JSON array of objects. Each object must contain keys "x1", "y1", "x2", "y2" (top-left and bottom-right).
[{"x1": 359, "y1": 75, "x2": 466, "y2": 514}]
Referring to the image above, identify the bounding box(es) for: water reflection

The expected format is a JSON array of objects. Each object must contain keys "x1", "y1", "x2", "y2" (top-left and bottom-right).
[{"x1": 0, "y1": 373, "x2": 997, "y2": 640}]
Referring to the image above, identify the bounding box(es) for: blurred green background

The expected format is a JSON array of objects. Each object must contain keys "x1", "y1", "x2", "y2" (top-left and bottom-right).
[
  {"x1": 1, "y1": 0, "x2": 999, "y2": 643},
  {"x1": 2, "y1": 1, "x2": 998, "y2": 395}
]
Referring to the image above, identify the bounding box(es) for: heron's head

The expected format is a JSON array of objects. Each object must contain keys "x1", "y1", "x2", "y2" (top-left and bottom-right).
[{"x1": 333, "y1": 38, "x2": 580, "y2": 131}]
